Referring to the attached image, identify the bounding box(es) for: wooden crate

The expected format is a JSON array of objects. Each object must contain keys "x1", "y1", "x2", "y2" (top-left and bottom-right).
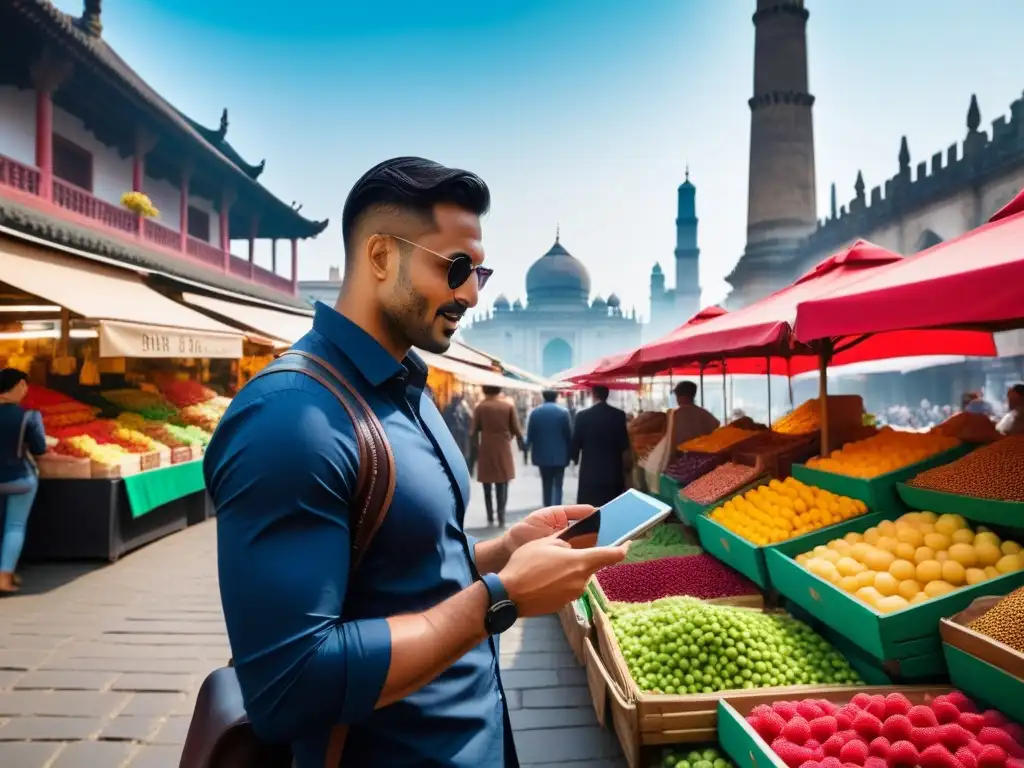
[
  {"x1": 587, "y1": 574, "x2": 764, "y2": 616},
  {"x1": 558, "y1": 601, "x2": 591, "y2": 667}
]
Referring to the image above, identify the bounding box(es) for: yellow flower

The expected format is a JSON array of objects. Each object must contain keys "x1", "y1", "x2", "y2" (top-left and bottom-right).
[{"x1": 121, "y1": 191, "x2": 160, "y2": 218}]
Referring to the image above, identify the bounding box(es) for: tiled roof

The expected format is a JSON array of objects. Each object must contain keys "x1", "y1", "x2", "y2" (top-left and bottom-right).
[
  {"x1": 0, "y1": 196, "x2": 312, "y2": 311},
  {"x1": 10, "y1": 0, "x2": 328, "y2": 239}
]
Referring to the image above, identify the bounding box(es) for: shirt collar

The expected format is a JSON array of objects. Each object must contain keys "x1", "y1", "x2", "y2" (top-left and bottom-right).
[{"x1": 312, "y1": 302, "x2": 429, "y2": 389}]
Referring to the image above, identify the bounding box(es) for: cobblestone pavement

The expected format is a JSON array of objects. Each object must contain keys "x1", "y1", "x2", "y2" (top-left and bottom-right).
[{"x1": 0, "y1": 459, "x2": 625, "y2": 767}]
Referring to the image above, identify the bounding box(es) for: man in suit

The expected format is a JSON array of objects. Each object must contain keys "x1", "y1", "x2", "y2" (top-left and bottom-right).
[
  {"x1": 571, "y1": 385, "x2": 631, "y2": 507},
  {"x1": 524, "y1": 390, "x2": 573, "y2": 507}
]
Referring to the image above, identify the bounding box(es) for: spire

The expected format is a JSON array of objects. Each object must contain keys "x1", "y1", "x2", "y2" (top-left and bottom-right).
[
  {"x1": 898, "y1": 136, "x2": 910, "y2": 172},
  {"x1": 685, "y1": 164, "x2": 690, "y2": 182},
  {"x1": 555, "y1": 222, "x2": 560, "y2": 244},
  {"x1": 830, "y1": 182, "x2": 837, "y2": 219},
  {"x1": 967, "y1": 94, "x2": 981, "y2": 133},
  {"x1": 854, "y1": 170, "x2": 865, "y2": 199},
  {"x1": 80, "y1": 0, "x2": 103, "y2": 36},
  {"x1": 216, "y1": 108, "x2": 229, "y2": 141}
]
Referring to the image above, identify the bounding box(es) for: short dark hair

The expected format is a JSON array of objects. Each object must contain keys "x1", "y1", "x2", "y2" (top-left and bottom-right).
[
  {"x1": 674, "y1": 381, "x2": 698, "y2": 400},
  {"x1": 591, "y1": 385, "x2": 609, "y2": 402},
  {"x1": 1012, "y1": 383, "x2": 1024, "y2": 398},
  {"x1": 341, "y1": 157, "x2": 491, "y2": 264},
  {"x1": 482, "y1": 385, "x2": 502, "y2": 396},
  {"x1": 542, "y1": 390, "x2": 558, "y2": 403},
  {"x1": 0, "y1": 368, "x2": 27, "y2": 394}
]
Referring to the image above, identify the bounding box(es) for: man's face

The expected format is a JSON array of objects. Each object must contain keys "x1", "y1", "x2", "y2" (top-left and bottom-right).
[
  {"x1": 1009, "y1": 388, "x2": 1022, "y2": 410},
  {"x1": 380, "y1": 203, "x2": 484, "y2": 354}
]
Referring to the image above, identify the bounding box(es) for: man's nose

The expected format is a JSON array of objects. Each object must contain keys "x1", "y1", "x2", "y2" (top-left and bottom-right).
[{"x1": 453, "y1": 276, "x2": 479, "y2": 309}]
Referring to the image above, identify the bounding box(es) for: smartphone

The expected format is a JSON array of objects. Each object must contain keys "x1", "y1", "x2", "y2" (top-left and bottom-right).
[{"x1": 557, "y1": 489, "x2": 673, "y2": 549}]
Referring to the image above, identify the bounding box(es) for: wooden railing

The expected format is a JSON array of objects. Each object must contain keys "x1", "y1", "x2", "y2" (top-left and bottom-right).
[{"x1": 0, "y1": 152, "x2": 295, "y2": 295}]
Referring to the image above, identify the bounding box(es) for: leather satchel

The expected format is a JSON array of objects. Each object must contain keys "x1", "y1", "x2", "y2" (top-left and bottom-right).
[{"x1": 179, "y1": 350, "x2": 397, "y2": 768}]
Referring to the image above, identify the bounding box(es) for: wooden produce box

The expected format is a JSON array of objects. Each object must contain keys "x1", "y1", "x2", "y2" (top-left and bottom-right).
[
  {"x1": 696, "y1": 508, "x2": 889, "y2": 591},
  {"x1": 732, "y1": 434, "x2": 819, "y2": 481},
  {"x1": 765, "y1": 518, "x2": 1024, "y2": 677},
  {"x1": 558, "y1": 597, "x2": 592, "y2": 667},
  {"x1": 36, "y1": 454, "x2": 92, "y2": 479},
  {"x1": 717, "y1": 686, "x2": 954, "y2": 768},
  {"x1": 587, "y1": 575, "x2": 764, "y2": 617},
  {"x1": 897, "y1": 482, "x2": 1024, "y2": 528},
  {"x1": 791, "y1": 442, "x2": 972, "y2": 514},
  {"x1": 90, "y1": 454, "x2": 142, "y2": 479},
  {"x1": 589, "y1": 604, "x2": 882, "y2": 768},
  {"x1": 940, "y1": 595, "x2": 1024, "y2": 723},
  {"x1": 659, "y1": 452, "x2": 726, "y2": 507}
]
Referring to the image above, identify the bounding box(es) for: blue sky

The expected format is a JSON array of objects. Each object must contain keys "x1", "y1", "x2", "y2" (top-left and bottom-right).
[{"x1": 53, "y1": 0, "x2": 1024, "y2": 319}]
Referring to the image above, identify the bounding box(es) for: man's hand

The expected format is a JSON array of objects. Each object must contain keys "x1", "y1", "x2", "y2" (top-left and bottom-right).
[{"x1": 501, "y1": 504, "x2": 595, "y2": 556}]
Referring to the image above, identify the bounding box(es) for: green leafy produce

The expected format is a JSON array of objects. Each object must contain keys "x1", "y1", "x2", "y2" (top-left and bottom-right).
[
  {"x1": 164, "y1": 423, "x2": 212, "y2": 447},
  {"x1": 612, "y1": 597, "x2": 861, "y2": 695},
  {"x1": 653, "y1": 746, "x2": 734, "y2": 768},
  {"x1": 625, "y1": 523, "x2": 702, "y2": 563}
]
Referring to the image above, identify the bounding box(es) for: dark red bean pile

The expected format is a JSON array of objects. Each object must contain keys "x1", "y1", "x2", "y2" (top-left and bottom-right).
[
  {"x1": 664, "y1": 452, "x2": 721, "y2": 486},
  {"x1": 596, "y1": 553, "x2": 758, "y2": 603},
  {"x1": 682, "y1": 462, "x2": 760, "y2": 505}
]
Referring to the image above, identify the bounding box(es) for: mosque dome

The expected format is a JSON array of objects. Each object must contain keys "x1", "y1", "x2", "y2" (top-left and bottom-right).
[
  {"x1": 525, "y1": 229, "x2": 591, "y2": 306},
  {"x1": 591, "y1": 295, "x2": 607, "y2": 309},
  {"x1": 607, "y1": 293, "x2": 621, "y2": 308},
  {"x1": 493, "y1": 294, "x2": 510, "y2": 311},
  {"x1": 512, "y1": 298, "x2": 523, "y2": 311}
]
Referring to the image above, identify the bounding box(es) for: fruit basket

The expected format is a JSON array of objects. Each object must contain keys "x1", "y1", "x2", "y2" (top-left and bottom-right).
[
  {"x1": 791, "y1": 441, "x2": 971, "y2": 513},
  {"x1": 764, "y1": 511, "x2": 1024, "y2": 677},
  {"x1": 897, "y1": 484, "x2": 1024, "y2": 528},
  {"x1": 588, "y1": 598, "x2": 883, "y2": 768},
  {"x1": 695, "y1": 477, "x2": 881, "y2": 590},
  {"x1": 716, "y1": 686, "x2": 982, "y2": 768},
  {"x1": 940, "y1": 594, "x2": 1024, "y2": 723}
]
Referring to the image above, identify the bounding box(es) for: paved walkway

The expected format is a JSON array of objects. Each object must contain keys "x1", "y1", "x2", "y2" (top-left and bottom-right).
[{"x1": 0, "y1": 460, "x2": 624, "y2": 767}]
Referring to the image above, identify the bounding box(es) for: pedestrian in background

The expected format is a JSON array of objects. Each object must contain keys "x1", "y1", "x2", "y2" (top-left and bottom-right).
[
  {"x1": 525, "y1": 389, "x2": 572, "y2": 507},
  {"x1": 671, "y1": 380, "x2": 720, "y2": 448},
  {"x1": 442, "y1": 391, "x2": 474, "y2": 473},
  {"x1": 472, "y1": 385, "x2": 523, "y2": 526},
  {"x1": 571, "y1": 385, "x2": 631, "y2": 507}
]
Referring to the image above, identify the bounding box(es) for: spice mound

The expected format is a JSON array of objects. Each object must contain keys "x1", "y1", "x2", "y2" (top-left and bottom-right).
[
  {"x1": 908, "y1": 435, "x2": 1024, "y2": 502},
  {"x1": 596, "y1": 553, "x2": 758, "y2": 603},
  {"x1": 970, "y1": 585, "x2": 1024, "y2": 653},
  {"x1": 682, "y1": 462, "x2": 761, "y2": 505}
]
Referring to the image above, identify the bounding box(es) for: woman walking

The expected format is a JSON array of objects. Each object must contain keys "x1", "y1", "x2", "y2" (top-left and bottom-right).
[
  {"x1": 471, "y1": 386, "x2": 523, "y2": 526},
  {"x1": 0, "y1": 369, "x2": 47, "y2": 594}
]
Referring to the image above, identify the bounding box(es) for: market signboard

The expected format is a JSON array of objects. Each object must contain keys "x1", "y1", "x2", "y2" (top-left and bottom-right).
[{"x1": 99, "y1": 320, "x2": 243, "y2": 359}]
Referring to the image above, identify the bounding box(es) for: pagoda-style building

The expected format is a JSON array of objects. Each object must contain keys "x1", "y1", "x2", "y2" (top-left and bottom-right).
[{"x1": 0, "y1": 0, "x2": 326, "y2": 308}]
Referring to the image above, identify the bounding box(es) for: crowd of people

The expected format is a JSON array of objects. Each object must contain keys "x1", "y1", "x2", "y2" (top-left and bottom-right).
[{"x1": 874, "y1": 384, "x2": 1024, "y2": 434}]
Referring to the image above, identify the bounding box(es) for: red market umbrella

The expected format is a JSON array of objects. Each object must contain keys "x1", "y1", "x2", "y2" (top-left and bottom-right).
[{"x1": 794, "y1": 191, "x2": 1024, "y2": 341}]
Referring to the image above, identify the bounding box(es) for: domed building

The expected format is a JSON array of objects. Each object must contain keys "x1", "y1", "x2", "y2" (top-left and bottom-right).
[{"x1": 461, "y1": 230, "x2": 642, "y2": 378}]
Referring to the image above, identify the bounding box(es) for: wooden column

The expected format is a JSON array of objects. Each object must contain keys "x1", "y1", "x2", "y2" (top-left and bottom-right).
[
  {"x1": 178, "y1": 165, "x2": 191, "y2": 252},
  {"x1": 271, "y1": 239, "x2": 277, "y2": 273},
  {"x1": 219, "y1": 189, "x2": 234, "y2": 272},
  {"x1": 132, "y1": 128, "x2": 156, "y2": 236},
  {"x1": 29, "y1": 50, "x2": 71, "y2": 201},
  {"x1": 247, "y1": 216, "x2": 259, "y2": 279},
  {"x1": 290, "y1": 238, "x2": 298, "y2": 295}
]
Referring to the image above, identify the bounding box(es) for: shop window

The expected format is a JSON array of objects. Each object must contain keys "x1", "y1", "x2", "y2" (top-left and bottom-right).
[
  {"x1": 52, "y1": 135, "x2": 93, "y2": 191},
  {"x1": 188, "y1": 206, "x2": 211, "y2": 242}
]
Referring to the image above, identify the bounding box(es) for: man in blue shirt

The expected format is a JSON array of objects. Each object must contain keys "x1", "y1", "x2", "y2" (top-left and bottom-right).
[
  {"x1": 525, "y1": 390, "x2": 573, "y2": 506},
  {"x1": 205, "y1": 157, "x2": 626, "y2": 767}
]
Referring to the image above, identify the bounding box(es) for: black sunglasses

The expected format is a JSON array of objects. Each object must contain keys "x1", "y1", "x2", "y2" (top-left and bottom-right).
[{"x1": 384, "y1": 234, "x2": 493, "y2": 290}]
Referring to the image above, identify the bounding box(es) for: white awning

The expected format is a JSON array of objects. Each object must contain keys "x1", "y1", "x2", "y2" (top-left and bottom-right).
[
  {"x1": 446, "y1": 341, "x2": 498, "y2": 368},
  {"x1": 0, "y1": 237, "x2": 243, "y2": 359},
  {"x1": 416, "y1": 349, "x2": 543, "y2": 391},
  {"x1": 180, "y1": 292, "x2": 313, "y2": 344}
]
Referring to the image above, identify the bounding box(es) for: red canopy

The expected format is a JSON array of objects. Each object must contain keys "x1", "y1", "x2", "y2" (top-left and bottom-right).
[
  {"x1": 794, "y1": 189, "x2": 1024, "y2": 341},
  {"x1": 619, "y1": 240, "x2": 995, "y2": 371}
]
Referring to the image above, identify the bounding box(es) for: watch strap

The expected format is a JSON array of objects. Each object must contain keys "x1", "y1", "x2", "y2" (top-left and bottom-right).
[{"x1": 481, "y1": 572, "x2": 510, "y2": 606}]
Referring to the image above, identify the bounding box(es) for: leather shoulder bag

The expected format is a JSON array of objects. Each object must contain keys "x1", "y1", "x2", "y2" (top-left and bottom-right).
[
  {"x1": 0, "y1": 410, "x2": 38, "y2": 496},
  {"x1": 179, "y1": 350, "x2": 397, "y2": 768}
]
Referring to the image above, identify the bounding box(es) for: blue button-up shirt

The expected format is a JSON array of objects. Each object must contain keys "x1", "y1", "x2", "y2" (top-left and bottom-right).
[{"x1": 205, "y1": 302, "x2": 515, "y2": 767}]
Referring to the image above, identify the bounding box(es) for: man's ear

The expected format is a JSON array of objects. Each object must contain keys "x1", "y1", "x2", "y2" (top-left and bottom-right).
[{"x1": 365, "y1": 234, "x2": 393, "y2": 282}]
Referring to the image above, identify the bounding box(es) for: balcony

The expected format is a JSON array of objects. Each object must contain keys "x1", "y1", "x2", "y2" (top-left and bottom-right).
[{"x1": 0, "y1": 153, "x2": 295, "y2": 295}]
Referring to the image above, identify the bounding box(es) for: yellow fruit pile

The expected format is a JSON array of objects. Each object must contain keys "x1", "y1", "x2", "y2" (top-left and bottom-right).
[
  {"x1": 679, "y1": 425, "x2": 759, "y2": 453},
  {"x1": 65, "y1": 435, "x2": 129, "y2": 466},
  {"x1": 805, "y1": 428, "x2": 960, "y2": 478},
  {"x1": 795, "y1": 511, "x2": 1024, "y2": 613},
  {"x1": 773, "y1": 396, "x2": 864, "y2": 436},
  {"x1": 709, "y1": 477, "x2": 868, "y2": 546}
]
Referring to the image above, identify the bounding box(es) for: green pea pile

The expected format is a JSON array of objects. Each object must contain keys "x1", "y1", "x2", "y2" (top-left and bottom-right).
[
  {"x1": 653, "y1": 746, "x2": 733, "y2": 768},
  {"x1": 612, "y1": 597, "x2": 861, "y2": 695},
  {"x1": 625, "y1": 523, "x2": 702, "y2": 563}
]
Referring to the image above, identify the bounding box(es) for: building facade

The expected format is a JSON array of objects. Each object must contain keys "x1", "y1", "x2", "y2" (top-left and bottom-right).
[
  {"x1": 298, "y1": 265, "x2": 343, "y2": 307},
  {"x1": 647, "y1": 170, "x2": 703, "y2": 340},
  {"x1": 460, "y1": 232, "x2": 643, "y2": 378},
  {"x1": 0, "y1": 0, "x2": 326, "y2": 309}
]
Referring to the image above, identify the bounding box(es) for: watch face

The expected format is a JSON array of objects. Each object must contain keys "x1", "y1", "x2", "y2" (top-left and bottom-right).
[{"x1": 487, "y1": 600, "x2": 518, "y2": 635}]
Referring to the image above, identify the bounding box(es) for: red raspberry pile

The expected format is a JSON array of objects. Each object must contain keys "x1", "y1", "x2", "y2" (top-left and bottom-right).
[{"x1": 746, "y1": 690, "x2": 1024, "y2": 768}]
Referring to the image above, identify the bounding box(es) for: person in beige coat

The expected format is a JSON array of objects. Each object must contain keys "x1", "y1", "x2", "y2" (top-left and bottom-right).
[{"x1": 471, "y1": 386, "x2": 523, "y2": 526}]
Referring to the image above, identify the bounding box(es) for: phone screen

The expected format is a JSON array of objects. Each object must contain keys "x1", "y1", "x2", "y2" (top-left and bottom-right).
[{"x1": 558, "y1": 489, "x2": 672, "y2": 549}]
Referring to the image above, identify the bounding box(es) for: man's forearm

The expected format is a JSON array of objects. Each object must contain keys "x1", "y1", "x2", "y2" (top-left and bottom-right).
[
  {"x1": 378, "y1": 581, "x2": 490, "y2": 707},
  {"x1": 473, "y1": 535, "x2": 513, "y2": 575}
]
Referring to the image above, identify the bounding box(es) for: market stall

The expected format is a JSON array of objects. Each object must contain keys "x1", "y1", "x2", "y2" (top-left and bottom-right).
[{"x1": 0, "y1": 239, "x2": 245, "y2": 561}]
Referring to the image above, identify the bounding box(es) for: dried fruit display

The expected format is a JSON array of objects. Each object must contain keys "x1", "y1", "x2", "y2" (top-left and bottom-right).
[
  {"x1": 932, "y1": 411, "x2": 1004, "y2": 443},
  {"x1": 664, "y1": 452, "x2": 721, "y2": 486},
  {"x1": 596, "y1": 554, "x2": 757, "y2": 603},
  {"x1": 774, "y1": 396, "x2": 865, "y2": 437},
  {"x1": 62, "y1": 435, "x2": 129, "y2": 466},
  {"x1": 746, "y1": 689, "x2": 1024, "y2": 768},
  {"x1": 794, "y1": 511, "x2": 1024, "y2": 612},
  {"x1": 102, "y1": 388, "x2": 178, "y2": 421},
  {"x1": 611, "y1": 598, "x2": 861, "y2": 695},
  {"x1": 679, "y1": 425, "x2": 760, "y2": 454},
  {"x1": 908, "y1": 436, "x2": 1024, "y2": 501},
  {"x1": 682, "y1": 462, "x2": 761, "y2": 505},
  {"x1": 806, "y1": 428, "x2": 960, "y2": 478},
  {"x1": 22, "y1": 386, "x2": 98, "y2": 430},
  {"x1": 629, "y1": 410, "x2": 668, "y2": 460},
  {"x1": 158, "y1": 379, "x2": 217, "y2": 408},
  {"x1": 651, "y1": 746, "x2": 734, "y2": 768},
  {"x1": 710, "y1": 477, "x2": 868, "y2": 546},
  {"x1": 969, "y1": 585, "x2": 1024, "y2": 653},
  {"x1": 625, "y1": 524, "x2": 702, "y2": 563}
]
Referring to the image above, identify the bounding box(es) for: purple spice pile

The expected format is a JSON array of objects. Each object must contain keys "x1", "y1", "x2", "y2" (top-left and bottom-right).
[
  {"x1": 664, "y1": 452, "x2": 721, "y2": 486},
  {"x1": 596, "y1": 553, "x2": 758, "y2": 603}
]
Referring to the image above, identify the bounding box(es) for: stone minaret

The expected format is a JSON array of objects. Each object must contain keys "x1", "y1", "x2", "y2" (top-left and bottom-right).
[
  {"x1": 673, "y1": 168, "x2": 701, "y2": 319},
  {"x1": 729, "y1": 0, "x2": 817, "y2": 306}
]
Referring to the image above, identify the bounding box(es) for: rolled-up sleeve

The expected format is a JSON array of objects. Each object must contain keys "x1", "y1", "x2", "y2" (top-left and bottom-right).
[{"x1": 204, "y1": 385, "x2": 392, "y2": 743}]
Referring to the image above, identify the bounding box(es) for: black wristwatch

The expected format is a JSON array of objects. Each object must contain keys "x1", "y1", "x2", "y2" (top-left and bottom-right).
[{"x1": 481, "y1": 573, "x2": 518, "y2": 635}]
